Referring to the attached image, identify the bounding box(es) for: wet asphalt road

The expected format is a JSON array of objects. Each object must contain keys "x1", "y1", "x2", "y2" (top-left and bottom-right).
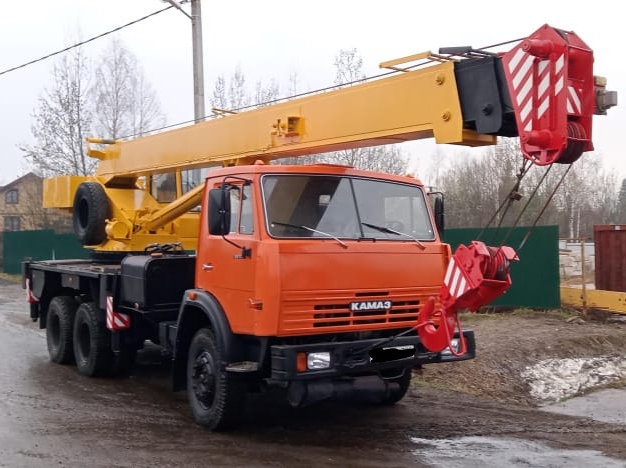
[
  {"x1": 1, "y1": 281, "x2": 626, "y2": 468},
  {"x1": 0, "y1": 281, "x2": 421, "y2": 468}
]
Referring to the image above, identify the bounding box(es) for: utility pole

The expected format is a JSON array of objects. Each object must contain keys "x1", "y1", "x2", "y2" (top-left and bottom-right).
[
  {"x1": 190, "y1": 0, "x2": 205, "y2": 122},
  {"x1": 163, "y1": 0, "x2": 205, "y2": 122}
]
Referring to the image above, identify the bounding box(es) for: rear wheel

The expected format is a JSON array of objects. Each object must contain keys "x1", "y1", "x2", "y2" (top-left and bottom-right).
[
  {"x1": 187, "y1": 328, "x2": 246, "y2": 431},
  {"x1": 46, "y1": 296, "x2": 78, "y2": 364},
  {"x1": 73, "y1": 302, "x2": 114, "y2": 377}
]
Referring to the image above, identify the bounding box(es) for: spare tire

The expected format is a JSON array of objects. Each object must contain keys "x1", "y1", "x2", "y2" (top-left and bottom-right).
[{"x1": 73, "y1": 182, "x2": 110, "y2": 245}]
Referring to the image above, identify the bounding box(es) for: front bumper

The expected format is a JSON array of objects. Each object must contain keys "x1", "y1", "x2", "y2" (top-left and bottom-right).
[{"x1": 270, "y1": 330, "x2": 475, "y2": 381}]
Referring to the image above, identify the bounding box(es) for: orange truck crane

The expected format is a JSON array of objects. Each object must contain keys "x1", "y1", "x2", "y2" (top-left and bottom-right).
[{"x1": 23, "y1": 25, "x2": 616, "y2": 430}]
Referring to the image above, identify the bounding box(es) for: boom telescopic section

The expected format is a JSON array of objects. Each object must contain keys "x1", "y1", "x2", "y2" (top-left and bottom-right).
[{"x1": 42, "y1": 24, "x2": 615, "y2": 253}]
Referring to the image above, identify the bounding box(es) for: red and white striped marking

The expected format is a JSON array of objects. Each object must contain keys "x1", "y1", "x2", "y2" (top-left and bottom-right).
[
  {"x1": 25, "y1": 278, "x2": 39, "y2": 304},
  {"x1": 105, "y1": 295, "x2": 130, "y2": 331},
  {"x1": 507, "y1": 49, "x2": 566, "y2": 132},
  {"x1": 567, "y1": 86, "x2": 581, "y2": 115},
  {"x1": 443, "y1": 258, "x2": 471, "y2": 299}
]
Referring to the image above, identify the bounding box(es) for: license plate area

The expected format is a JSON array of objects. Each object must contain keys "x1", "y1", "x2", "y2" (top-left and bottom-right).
[{"x1": 369, "y1": 345, "x2": 415, "y2": 363}]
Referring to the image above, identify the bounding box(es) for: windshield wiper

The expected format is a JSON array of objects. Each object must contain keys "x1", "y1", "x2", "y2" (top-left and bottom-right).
[
  {"x1": 271, "y1": 221, "x2": 348, "y2": 248},
  {"x1": 361, "y1": 222, "x2": 425, "y2": 249}
]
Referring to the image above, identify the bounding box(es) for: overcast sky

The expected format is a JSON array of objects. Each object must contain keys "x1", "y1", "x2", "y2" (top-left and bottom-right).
[{"x1": 0, "y1": 0, "x2": 623, "y2": 186}]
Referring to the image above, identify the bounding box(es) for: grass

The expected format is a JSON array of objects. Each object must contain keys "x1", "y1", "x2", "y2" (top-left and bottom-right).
[
  {"x1": 457, "y1": 307, "x2": 580, "y2": 325},
  {"x1": 0, "y1": 272, "x2": 20, "y2": 283}
]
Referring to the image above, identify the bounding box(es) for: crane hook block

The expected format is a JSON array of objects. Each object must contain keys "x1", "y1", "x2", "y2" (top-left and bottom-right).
[{"x1": 416, "y1": 241, "x2": 518, "y2": 353}]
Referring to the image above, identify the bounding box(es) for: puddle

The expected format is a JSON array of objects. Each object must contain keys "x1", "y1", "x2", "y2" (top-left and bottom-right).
[
  {"x1": 521, "y1": 356, "x2": 626, "y2": 403},
  {"x1": 411, "y1": 436, "x2": 626, "y2": 468}
]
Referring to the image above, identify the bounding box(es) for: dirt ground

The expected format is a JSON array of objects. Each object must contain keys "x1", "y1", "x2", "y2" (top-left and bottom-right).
[{"x1": 419, "y1": 307, "x2": 626, "y2": 405}]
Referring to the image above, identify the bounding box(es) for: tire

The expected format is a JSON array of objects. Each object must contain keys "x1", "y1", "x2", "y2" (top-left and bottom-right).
[
  {"x1": 379, "y1": 368, "x2": 412, "y2": 405},
  {"x1": 187, "y1": 328, "x2": 246, "y2": 431},
  {"x1": 46, "y1": 296, "x2": 78, "y2": 364},
  {"x1": 73, "y1": 302, "x2": 115, "y2": 377},
  {"x1": 73, "y1": 182, "x2": 110, "y2": 245}
]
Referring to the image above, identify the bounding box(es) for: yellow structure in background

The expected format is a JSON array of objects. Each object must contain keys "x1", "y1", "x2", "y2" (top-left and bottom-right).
[{"x1": 561, "y1": 287, "x2": 626, "y2": 315}]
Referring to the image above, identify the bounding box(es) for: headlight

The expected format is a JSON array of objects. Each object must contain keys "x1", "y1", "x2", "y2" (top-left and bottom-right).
[
  {"x1": 307, "y1": 352, "x2": 331, "y2": 370},
  {"x1": 440, "y1": 338, "x2": 461, "y2": 356}
]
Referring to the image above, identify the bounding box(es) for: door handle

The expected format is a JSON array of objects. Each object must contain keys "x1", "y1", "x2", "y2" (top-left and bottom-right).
[{"x1": 201, "y1": 263, "x2": 214, "y2": 271}]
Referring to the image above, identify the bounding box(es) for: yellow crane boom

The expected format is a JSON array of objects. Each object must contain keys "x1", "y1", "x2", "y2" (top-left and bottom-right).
[{"x1": 43, "y1": 25, "x2": 616, "y2": 252}]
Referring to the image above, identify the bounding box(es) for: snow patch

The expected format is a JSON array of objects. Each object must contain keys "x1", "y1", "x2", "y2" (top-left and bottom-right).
[
  {"x1": 410, "y1": 436, "x2": 626, "y2": 468},
  {"x1": 521, "y1": 356, "x2": 626, "y2": 403}
]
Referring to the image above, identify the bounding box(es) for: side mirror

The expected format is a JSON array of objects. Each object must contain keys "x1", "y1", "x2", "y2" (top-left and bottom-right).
[
  {"x1": 428, "y1": 191, "x2": 444, "y2": 235},
  {"x1": 208, "y1": 186, "x2": 231, "y2": 235}
]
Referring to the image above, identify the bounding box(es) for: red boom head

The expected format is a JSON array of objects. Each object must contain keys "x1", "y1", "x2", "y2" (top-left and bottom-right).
[{"x1": 501, "y1": 24, "x2": 614, "y2": 165}]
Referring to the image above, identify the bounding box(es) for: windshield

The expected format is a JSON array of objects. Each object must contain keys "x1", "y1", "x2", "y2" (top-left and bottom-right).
[{"x1": 261, "y1": 174, "x2": 435, "y2": 240}]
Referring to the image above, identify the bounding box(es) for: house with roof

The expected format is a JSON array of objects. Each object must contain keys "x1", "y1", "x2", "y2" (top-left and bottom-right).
[
  {"x1": 0, "y1": 173, "x2": 73, "y2": 269},
  {"x1": 0, "y1": 172, "x2": 45, "y2": 232}
]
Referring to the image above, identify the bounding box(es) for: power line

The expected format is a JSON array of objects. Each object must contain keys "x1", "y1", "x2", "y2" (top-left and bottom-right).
[{"x1": 0, "y1": 5, "x2": 174, "y2": 77}]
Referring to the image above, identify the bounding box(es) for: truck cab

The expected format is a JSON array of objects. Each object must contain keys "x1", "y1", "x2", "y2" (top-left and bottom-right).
[
  {"x1": 170, "y1": 162, "x2": 474, "y2": 430},
  {"x1": 198, "y1": 162, "x2": 451, "y2": 337}
]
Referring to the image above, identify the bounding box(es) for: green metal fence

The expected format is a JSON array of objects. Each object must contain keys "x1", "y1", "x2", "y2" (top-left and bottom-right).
[
  {"x1": 2, "y1": 226, "x2": 559, "y2": 307},
  {"x1": 2, "y1": 230, "x2": 89, "y2": 275},
  {"x1": 444, "y1": 225, "x2": 560, "y2": 308}
]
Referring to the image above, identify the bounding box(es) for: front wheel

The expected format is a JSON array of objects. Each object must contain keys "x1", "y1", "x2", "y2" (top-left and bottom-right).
[{"x1": 187, "y1": 328, "x2": 246, "y2": 431}]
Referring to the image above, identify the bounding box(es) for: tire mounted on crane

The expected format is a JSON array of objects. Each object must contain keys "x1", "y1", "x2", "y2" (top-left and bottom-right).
[{"x1": 72, "y1": 181, "x2": 110, "y2": 245}]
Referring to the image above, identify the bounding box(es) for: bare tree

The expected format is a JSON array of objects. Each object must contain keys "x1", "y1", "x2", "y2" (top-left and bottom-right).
[
  {"x1": 21, "y1": 37, "x2": 165, "y2": 177},
  {"x1": 324, "y1": 146, "x2": 408, "y2": 175},
  {"x1": 92, "y1": 37, "x2": 165, "y2": 139},
  {"x1": 20, "y1": 47, "x2": 94, "y2": 176},
  {"x1": 228, "y1": 66, "x2": 248, "y2": 110},
  {"x1": 437, "y1": 138, "x2": 618, "y2": 238},
  {"x1": 438, "y1": 139, "x2": 560, "y2": 230},
  {"x1": 549, "y1": 156, "x2": 617, "y2": 239},
  {"x1": 130, "y1": 72, "x2": 165, "y2": 137},
  {"x1": 211, "y1": 75, "x2": 227, "y2": 111},
  {"x1": 615, "y1": 178, "x2": 626, "y2": 223},
  {"x1": 254, "y1": 79, "x2": 280, "y2": 107},
  {"x1": 334, "y1": 48, "x2": 365, "y2": 86},
  {"x1": 288, "y1": 70, "x2": 299, "y2": 96},
  {"x1": 210, "y1": 67, "x2": 258, "y2": 113}
]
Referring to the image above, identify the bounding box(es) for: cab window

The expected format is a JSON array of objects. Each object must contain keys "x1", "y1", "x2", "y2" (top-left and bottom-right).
[{"x1": 229, "y1": 184, "x2": 254, "y2": 235}]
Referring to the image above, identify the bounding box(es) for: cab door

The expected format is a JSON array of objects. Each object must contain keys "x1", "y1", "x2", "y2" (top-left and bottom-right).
[{"x1": 196, "y1": 182, "x2": 259, "y2": 333}]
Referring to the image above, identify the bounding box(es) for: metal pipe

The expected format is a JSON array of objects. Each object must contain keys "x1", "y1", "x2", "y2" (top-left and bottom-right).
[{"x1": 163, "y1": 0, "x2": 205, "y2": 122}]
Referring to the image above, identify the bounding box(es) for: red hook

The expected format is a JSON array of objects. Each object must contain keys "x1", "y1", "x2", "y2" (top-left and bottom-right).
[{"x1": 416, "y1": 297, "x2": 467, "y2": 356}]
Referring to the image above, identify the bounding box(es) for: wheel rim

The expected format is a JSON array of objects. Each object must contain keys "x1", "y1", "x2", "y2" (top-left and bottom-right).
[
  {"x1": 48, "y1": 313, "x2": 60, "y2": 348},
  {"x1": 191, "y1": 350, "x2": 217, "y2": 409},
  {"x1": 77, "y1": 321, "x2": 91, "y2": 361}
]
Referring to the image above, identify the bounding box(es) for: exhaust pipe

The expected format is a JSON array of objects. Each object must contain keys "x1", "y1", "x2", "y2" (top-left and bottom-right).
[{"x1": 287, "y1": 375, "x2": 400, "y2": 407}]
